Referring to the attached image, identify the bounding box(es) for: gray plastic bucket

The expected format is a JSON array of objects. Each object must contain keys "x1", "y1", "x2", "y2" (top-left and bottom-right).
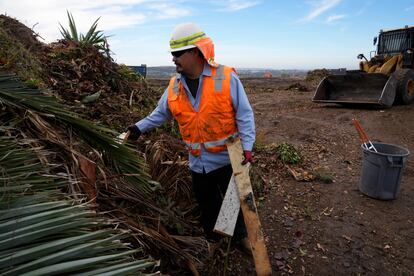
[{"x1": 360, "y1": 142, "x2": 409, "y2": 200}]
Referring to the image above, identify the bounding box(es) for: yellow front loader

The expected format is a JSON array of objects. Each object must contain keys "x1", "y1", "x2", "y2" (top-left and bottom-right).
[{"x1": 313, "y1": 26, "x2": 414, "y2": 107}]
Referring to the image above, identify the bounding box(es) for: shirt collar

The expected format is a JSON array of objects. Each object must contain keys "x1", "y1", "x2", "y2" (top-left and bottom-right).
[{"x1": 176, "y1": 62, "x2": 212, "y2": 81}]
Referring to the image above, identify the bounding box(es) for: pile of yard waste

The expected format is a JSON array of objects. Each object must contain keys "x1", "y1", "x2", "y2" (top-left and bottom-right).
[
  {"x1": 305, "y1": 68, "x2": 330, "y2": 85},
  {"x1": 0, "y1": 14, "x2": 159, "y2": 130},
  {"x1": 0, "y1": 13, "x2": 207, "y2": 275}
]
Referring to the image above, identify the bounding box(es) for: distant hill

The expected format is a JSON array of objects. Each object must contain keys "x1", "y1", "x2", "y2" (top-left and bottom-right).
[
  {"x1": 236, "y1": 68, "x2": 307, "y2": 78},
  {"x1": 146, "y1": 66, "x2": 307, "y2": 79},
  {"x1": 147, "y1": 66, "x2": 176, "y2": 78}
]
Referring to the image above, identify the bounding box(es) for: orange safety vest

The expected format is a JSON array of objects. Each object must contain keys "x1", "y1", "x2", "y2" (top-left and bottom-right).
[{"x1": 167, "y1": 65, "x2": 238, "y2": 156}]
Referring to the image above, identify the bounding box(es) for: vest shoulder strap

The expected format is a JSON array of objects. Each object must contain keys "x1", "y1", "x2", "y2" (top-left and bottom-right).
[
  {"x1": 171, "y1": 74, "x2": 180, "y2": 94},
  {"x1": 212, "y1": 65, "x2": 225, "y2": 92}
]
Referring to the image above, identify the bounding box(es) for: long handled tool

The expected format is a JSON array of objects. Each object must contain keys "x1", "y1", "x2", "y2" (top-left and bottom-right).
[{"x1": 352, "y1": 118, "x2": 377, "y2": 152}]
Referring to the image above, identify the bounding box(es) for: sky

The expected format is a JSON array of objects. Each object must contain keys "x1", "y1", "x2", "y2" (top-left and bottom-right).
[{"x1": 1, "y1": 0, "x2": 413, "y2": 70}]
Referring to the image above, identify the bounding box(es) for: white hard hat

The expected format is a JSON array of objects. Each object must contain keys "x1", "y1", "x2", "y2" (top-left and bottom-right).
[{"x1": 170, "y1": 22, "x2": 206, "y2": 52}]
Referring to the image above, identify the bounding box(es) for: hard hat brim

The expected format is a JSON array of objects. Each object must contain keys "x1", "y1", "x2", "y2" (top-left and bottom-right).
[{"x1": 170, "y1": 44, "x2": 197, "y2": 53}]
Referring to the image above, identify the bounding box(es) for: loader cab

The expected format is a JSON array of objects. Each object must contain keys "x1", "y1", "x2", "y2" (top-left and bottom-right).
[{"x1": 377, "y1": 26, "x2": 414, "y2": 55}]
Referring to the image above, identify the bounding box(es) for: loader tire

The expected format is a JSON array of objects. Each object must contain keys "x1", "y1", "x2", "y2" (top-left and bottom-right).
[{"x1": 395, "y1": 69, "x2": 414, "y2": 105}]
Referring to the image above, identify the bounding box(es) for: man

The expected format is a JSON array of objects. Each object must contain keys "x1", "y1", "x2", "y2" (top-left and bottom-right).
[{"x1": 127, "y1": 22, "x2": 255, "y2": 253}]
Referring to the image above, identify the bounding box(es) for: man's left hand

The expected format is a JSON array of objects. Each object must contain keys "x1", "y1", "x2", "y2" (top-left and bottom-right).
[{"x1": 241, "y1": 150, "x2": 253, "y2": 165}]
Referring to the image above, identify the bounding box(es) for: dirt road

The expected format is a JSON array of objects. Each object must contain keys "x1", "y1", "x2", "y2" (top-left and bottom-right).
[{"x1": 230, "y1": 77, "x2": 414, "y2": 275}]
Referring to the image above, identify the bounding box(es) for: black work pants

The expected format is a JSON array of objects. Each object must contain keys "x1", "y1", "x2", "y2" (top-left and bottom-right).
[{"x1": 191, "y1": 164, "x2": 247, "y2": 242}]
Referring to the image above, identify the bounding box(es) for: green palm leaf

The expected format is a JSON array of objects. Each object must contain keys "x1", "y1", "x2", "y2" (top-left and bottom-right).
[
  {"x1": 0, "y1": 209, "x2": 95, "y2": 238},
  {"x1": 0, "y1": 231, "x2": 112, "y2": 268},
  {"x1": 82, "y1": 17, "x2": 100, "y2": 42},
  {"x1": 67, "y1": 11, "x2": 79, "y2": 41},
  {"x1": 59, "y1": 11, "x2": 109, "y2": 53},
  {"x1": 17, "y1": 250, "x2": 144, "y2": 276},
  {"x1": 72, "y1": 261, "x2": 155, "y2": 276}
]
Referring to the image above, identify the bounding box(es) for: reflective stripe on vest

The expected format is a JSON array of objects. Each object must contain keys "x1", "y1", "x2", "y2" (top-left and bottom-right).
[
  {"x1": 203, "y1": 133, "x2": 239, "y2": 149},
  {"x1": 212, "y1": 65, "x2": 225, "y2": 92},
  {"x1": 184, "y1": 141, "x2": 201, "y2": 151},
  {"x1": 184, "y1": 131, "x2": 239, "y2": 156},
  {"x1": 167, "y1": 65, "x2": 238, "y2": 156},
  {"x1": 173, "y1": 75, "x2": 179, "y2": 94}
]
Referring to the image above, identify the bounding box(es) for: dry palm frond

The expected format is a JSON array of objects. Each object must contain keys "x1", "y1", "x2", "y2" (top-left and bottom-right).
[
  {"x1": 124, "y1": 215, "x2": 206, "y2": 275},
  {"x1": 145, "y1": 134, "x2": 193, "y2": 205},
  {"x1": 98, "y1": 174, "x2": 208, "y2": 275},
  {"x1": 171, "y1": 235, "x2": 209, "y2": 268},
  {"x1": 96, "y1": 203, "x2": 206, "y2": 275}
]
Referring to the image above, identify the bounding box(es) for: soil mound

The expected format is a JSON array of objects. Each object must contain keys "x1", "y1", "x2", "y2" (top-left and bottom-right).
[{"x1": 305, "y1": 68, "x2": 329, "y2": 84}]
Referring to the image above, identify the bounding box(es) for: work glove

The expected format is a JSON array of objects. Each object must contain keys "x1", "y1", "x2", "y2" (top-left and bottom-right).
[
  {"x1": 126, "y1": 125, "x2": 141, "y2": 141},
  {"x1": 241, "y1": 150, "x2": 253, "y2": 165}
]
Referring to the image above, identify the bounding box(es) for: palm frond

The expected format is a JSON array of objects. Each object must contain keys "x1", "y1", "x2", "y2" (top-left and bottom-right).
[
  {"x1": 58, "y1": 22, "x2": 72, "y2": 40},
  {"x1": 67, "y1": 11, "x2": 79, "y2": 41},
  {"x1": 58, "y1": 11, "x2": 109, "y2": 54},
  {"x1": 0, "y1": 198, "x2": 153, "y2": 275},
  {"x1": 82, "y1": 17, "x2": 100, "y2": 43},
  {"x1": 0, "y1": 132, "x2": 155, "y2": 275}
]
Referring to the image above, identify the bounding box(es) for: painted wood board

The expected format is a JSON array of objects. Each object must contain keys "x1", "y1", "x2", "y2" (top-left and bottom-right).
[
  {"x1": 213, "y1": 174, "x2": 240, "y2": 236},
  {"x1": 226, "y1": 137, "x2": 272, "y2": 276}
]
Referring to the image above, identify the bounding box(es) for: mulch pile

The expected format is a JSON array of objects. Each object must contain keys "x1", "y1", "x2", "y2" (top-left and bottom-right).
[
  {"x1": 43, "y1": 40, "x2": 156, "y2": 129},
  {"x1": 1, "y1": 14, "x2": 160, "y2": 130},
  {"x1": 0, "y1": 13, "x2": 205, "y2": 274},
  {"x1": 305, "y1": 68, "x2": 330, "y2": 85}
]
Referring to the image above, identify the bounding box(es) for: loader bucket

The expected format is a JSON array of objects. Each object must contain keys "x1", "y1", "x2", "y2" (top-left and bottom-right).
[{"x1": 312, "y1": 72, "x2": 398, "y2": 107}]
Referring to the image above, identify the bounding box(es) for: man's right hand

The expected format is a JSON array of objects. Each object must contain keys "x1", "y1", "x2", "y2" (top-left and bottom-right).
[{"x1": 126, "y1": 125, "x2": 141, "y2": 141}]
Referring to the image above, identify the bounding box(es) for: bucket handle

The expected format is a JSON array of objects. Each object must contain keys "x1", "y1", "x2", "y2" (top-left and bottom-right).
[{"x1": 386, "y1": 156, "x2": 405, "y2": 168}]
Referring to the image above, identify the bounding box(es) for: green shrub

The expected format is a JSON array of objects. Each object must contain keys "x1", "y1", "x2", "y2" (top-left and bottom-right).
[
  {"x1": 118, "y1": 64, "x2": 144, "y2": 82},
  {"x1": 25, "y1": 78, "x2": 42, "y2": 88},
  {"x1": 276, "y1": 142, "x2": 301, "y2": 164}
]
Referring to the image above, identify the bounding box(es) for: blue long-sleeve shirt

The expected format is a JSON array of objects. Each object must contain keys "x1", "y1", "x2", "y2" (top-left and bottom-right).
[{"x1": 136, "y1": 63, "x2": 255, "y2": 173}]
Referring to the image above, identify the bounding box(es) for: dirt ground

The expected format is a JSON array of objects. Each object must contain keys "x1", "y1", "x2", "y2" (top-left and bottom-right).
[
  {"x1": 147, "y1": 76, "x2": 413, "y2": 275},
  {"x1": 221, "y1": 77, "x2": 414, "y2": 275}
]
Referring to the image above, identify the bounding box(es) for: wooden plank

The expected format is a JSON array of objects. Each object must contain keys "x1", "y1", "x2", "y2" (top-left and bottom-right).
[
  {"x1": 226, "y1": 137, "x2": 272, "y2": 276},
  {"x1": 214, "y1": 174, "x2": 240, "y2": 236}
]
